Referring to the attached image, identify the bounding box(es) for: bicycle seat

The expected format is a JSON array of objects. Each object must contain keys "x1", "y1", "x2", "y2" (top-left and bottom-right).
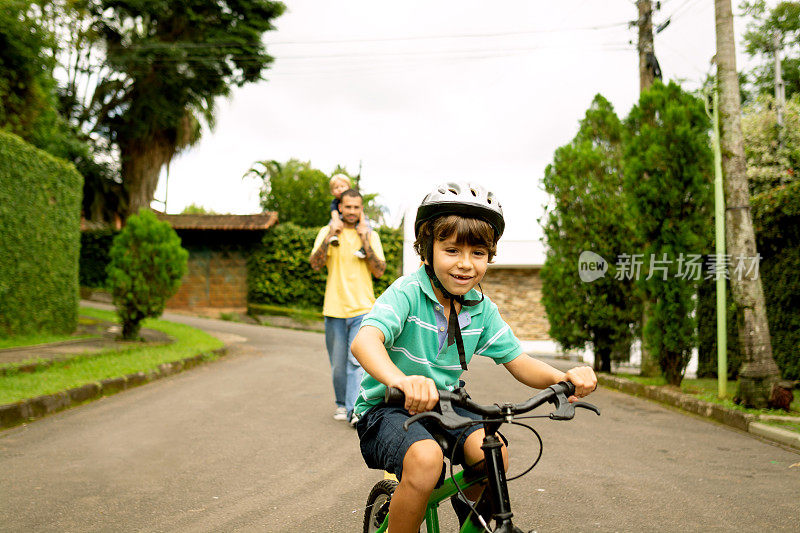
[{"x1": 427, "y1": 424, "x2": 457, "y2": 458}]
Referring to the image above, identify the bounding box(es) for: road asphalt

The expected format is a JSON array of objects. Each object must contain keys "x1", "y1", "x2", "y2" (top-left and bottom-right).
[{"x1": 1, "y1": 304, "x2": 798, "y2": 532}]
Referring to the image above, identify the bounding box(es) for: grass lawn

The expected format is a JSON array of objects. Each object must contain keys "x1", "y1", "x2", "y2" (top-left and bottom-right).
[
  {"x1": 622, "y1": 374, "x2": 800, "y2": 419},
  {"x1": 0, "y1": 307, "x2": 223, "y2": 404}
]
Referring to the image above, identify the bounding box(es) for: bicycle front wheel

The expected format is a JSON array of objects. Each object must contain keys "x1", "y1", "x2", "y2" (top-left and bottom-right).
[{"x1": 363, "y1": 479, "x2": 397, "y2": 533}]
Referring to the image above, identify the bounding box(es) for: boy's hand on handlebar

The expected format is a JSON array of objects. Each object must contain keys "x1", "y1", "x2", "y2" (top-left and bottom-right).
[
  {"x1": 563, "y1": 366, "x2": 597, "y2": 402},
  {"x1": 390, "y1": 375, "x2": 438, "y2": 415}
]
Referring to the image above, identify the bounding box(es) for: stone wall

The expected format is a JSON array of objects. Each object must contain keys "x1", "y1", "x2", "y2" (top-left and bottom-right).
[
  {"x1": 480, "y1": 267, "x2": 551, "y2": 341},
  {"x1": 166, "y1": 248, "x2": 248, "y2": 310}
]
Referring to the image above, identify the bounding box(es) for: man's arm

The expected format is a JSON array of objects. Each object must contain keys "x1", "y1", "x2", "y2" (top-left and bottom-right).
[
  {"x1": 357, "y1": 224, "x2": 385, "y2": 278},
  {"x1": 309, "y1": 237, "x2": 330, "y2": 271}
]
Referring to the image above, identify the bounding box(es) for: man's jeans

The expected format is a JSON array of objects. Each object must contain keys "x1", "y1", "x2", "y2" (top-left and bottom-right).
[{"x1": 324, "y1": 314, "x2": 366, "y2": 417}]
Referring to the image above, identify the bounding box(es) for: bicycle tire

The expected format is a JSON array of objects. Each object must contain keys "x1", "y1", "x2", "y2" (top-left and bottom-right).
[{"x1": 363, "y1": 479, "x2": 398, "y2": 533}]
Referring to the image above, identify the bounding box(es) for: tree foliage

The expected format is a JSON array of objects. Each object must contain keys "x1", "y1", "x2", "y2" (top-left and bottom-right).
[
  {"x1": 623, "y1": 81, "x2": 713, "y2": 386},
  {"x1": 741, "y1": 1, "x2": 800, "y2": 101},
  {"x1": 180, "y1": 203, "x2": 219, "y2": 215},
  {"x1": 35, "y1": 0, "x2": 285, "y2": 221},
  {"x1": 741, "y1": 93, "x2": 800, "y2": 195},
  {"x1": 541, "y1": 95, "x2": 640, "y2": 372},
  {"x1": 0, "y1": 1, "x2": 98, "y2": 174},
  {"x1": 247, "y1": 159, "x2": 332, "y2": 227},
  {"x1": 246, "y1": 159, "x2": 386, "y2": 228},
  {"x1": 107, "y1": 209, "x2": 188, "y2": 340},
  {"x1": 0, "y1": 1, "x2": 55, "y2": 141}
]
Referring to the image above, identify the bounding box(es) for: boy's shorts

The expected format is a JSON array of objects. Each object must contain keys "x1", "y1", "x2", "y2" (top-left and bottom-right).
[{"x1": 356, "y1": 403, "x2": 483, "y2": 481}]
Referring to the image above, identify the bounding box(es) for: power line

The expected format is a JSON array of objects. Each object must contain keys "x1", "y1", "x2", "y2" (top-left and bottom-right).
[
  {"x1": 108, "y1": 41, "x2": 635, "y2": 63},
  {"x1": 261, "y1": 44, "x2": 635, "y2": 79},
  {"x1": 265, "y1": 21, "x2": 633, "y2": 45},
  {"x1": 114, "y1": 20, "x2": 633, "y2": 51}
]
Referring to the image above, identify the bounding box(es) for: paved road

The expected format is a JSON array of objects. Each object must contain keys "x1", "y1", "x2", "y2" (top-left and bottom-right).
[{"x1": 1, "y1": 308, "x2": 798, "y2": 532}]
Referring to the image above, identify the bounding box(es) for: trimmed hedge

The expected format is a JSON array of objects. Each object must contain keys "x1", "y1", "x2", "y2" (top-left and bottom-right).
[
  {"x1": 247, "y1": 222, "x2": 403, "y2": 310},
  {"x1": 373, "y1": 226, "x2": 403, "y2": 297},
  {"x1": 698, "y1": 181, "x2": 800, "y2": 380},
  {"x1": 753, "y1": 182, "x2": 800, "y2": 381},
  {"x1": 247, "y1": 223, "x2": 327, "y2": 308},
  {"x1": 0, "y1": 130, "x2": 83, "y2": 336}
]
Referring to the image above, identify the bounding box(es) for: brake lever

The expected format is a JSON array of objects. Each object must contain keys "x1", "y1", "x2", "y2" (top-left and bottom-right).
[
  {"x1": 574, "y1": 401, "x2": 601, "y2": 416},
  {"x1": 547, "y1": 391, "x2": 602, "y2": 421}
]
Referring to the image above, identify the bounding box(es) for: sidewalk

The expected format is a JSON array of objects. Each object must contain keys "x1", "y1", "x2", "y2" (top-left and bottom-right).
[{"x1": 597, "y1": 373, "x2": 800, "y2": 451}]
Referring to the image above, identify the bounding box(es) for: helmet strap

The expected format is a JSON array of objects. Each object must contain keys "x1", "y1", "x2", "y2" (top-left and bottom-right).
[{"x1": 424, "y1": 260, "x2": 484, "y2": 372}]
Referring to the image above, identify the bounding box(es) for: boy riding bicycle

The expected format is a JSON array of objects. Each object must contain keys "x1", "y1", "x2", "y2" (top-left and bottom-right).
[{"x1": 351, "y1": 182, "x2": 597, "y2": 533}]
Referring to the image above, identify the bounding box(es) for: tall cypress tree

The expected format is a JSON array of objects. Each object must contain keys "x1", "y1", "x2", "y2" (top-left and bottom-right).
[
  {"x1": 541, "y1": 95, "x2": 640, "y2": 372},
  {"x1": 623, "y1": 81, "x2": 713, "y2": 385}
]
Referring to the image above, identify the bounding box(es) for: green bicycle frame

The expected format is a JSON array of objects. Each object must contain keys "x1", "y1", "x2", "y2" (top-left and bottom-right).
[{"x1": 373, "y1": 469, "x2": 488, "y2": 533}]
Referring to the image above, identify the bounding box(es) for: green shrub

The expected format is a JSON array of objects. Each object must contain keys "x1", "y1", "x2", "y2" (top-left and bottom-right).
[
  {"x1": 107, "y1": 209, "x2": 188, "y2": 340},
  {"x1": 80, "y1": 230, "x2": 118, "y2": 288},
  {"x1": 248, "y1": 222, "x2": 404, "y2": 310},
  {"x1": 0, "y1": 130, "x2": 82, "y2": 336}
]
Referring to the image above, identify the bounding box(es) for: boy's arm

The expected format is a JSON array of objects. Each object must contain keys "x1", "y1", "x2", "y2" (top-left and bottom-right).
[
  {"x1": 503, "y1": 354, "x2": 597, "y2": 400},
  {"x1": 351, "y1": 325, "x2": 438, "y2": 414}
]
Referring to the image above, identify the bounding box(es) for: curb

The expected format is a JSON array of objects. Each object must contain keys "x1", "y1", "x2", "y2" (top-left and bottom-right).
[
  {"x1": 598, "y1": 374, "x2": 800, "y2": 451},
  {"x1": 0, "y1": 348, "x2": 227, "y2": 431}
]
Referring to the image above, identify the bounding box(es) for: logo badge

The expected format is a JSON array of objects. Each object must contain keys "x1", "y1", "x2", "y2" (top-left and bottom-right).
[{"x1": 578, "y1": 251, "x2": 608, "y2": 283}]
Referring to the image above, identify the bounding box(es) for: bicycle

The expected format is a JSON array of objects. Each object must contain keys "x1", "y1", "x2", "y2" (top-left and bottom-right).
[{"x1": 362, "y1": 381, "x2": 600, "y2": 533}]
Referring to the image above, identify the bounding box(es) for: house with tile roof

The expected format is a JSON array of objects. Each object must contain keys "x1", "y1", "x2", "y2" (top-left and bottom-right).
[{"x1": 155, "y1": 213, "x2": 278, "y2": 311}]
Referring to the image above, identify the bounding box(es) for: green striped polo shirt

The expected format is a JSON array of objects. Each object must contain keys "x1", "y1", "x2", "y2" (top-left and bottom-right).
[{"x1": 354, "y1": 265, "x2": 522, "y2": 416}]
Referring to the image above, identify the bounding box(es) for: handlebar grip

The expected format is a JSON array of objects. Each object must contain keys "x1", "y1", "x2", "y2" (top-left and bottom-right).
[
  {"x1": 559, "y1": 381, "x2": 576, "y2": 396},
  {"x1": 384, "y1": 387, "x2": 406, "y2": 406}
]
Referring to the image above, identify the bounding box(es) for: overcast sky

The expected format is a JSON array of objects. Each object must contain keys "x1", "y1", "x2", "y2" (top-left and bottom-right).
[{"x1": 155, "y1": 0, "x2": 760, "y2": 241}]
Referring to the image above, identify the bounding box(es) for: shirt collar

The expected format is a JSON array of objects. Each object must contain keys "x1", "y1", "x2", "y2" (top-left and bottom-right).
[{"x1": 413, "y1": 265, "x2": 484, "y2": 317}]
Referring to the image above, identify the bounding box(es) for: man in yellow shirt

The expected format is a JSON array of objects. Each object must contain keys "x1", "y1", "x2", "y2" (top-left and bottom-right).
[{"x1": 310, "y1": 189, "x2": 386, "y2": 426}]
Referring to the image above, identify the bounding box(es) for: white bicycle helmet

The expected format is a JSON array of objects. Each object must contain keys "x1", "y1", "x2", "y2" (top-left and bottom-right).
[{"x1": 414, "y1": 182, "x2": 505, "y2": 239}]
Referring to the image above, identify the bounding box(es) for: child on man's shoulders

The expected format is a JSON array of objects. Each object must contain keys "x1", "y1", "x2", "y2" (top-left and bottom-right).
[{"x1": 328, "y1": 173, "x2": 370, "y2": 259}]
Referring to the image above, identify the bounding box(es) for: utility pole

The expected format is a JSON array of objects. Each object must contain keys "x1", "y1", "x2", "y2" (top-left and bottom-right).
[
  {"x1": 638, "y1": 0, "x2": 658, "y2": 92},
  {"x1": 773, "y1": 32, "x2": 785, "y2": 129},
  {"x1": 636, "y1": 0, "x2": 660, "y2": 377}
]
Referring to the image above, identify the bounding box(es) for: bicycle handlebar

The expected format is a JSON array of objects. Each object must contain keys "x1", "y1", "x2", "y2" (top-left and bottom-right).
[{"x1": 384, "y1": 382, "x2": 600, "y2": 431}]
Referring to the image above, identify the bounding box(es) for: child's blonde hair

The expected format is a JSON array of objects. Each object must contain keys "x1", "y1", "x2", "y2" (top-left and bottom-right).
[{"x1": 329, "y1": 173, "x2": 352, "y2": 193}]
